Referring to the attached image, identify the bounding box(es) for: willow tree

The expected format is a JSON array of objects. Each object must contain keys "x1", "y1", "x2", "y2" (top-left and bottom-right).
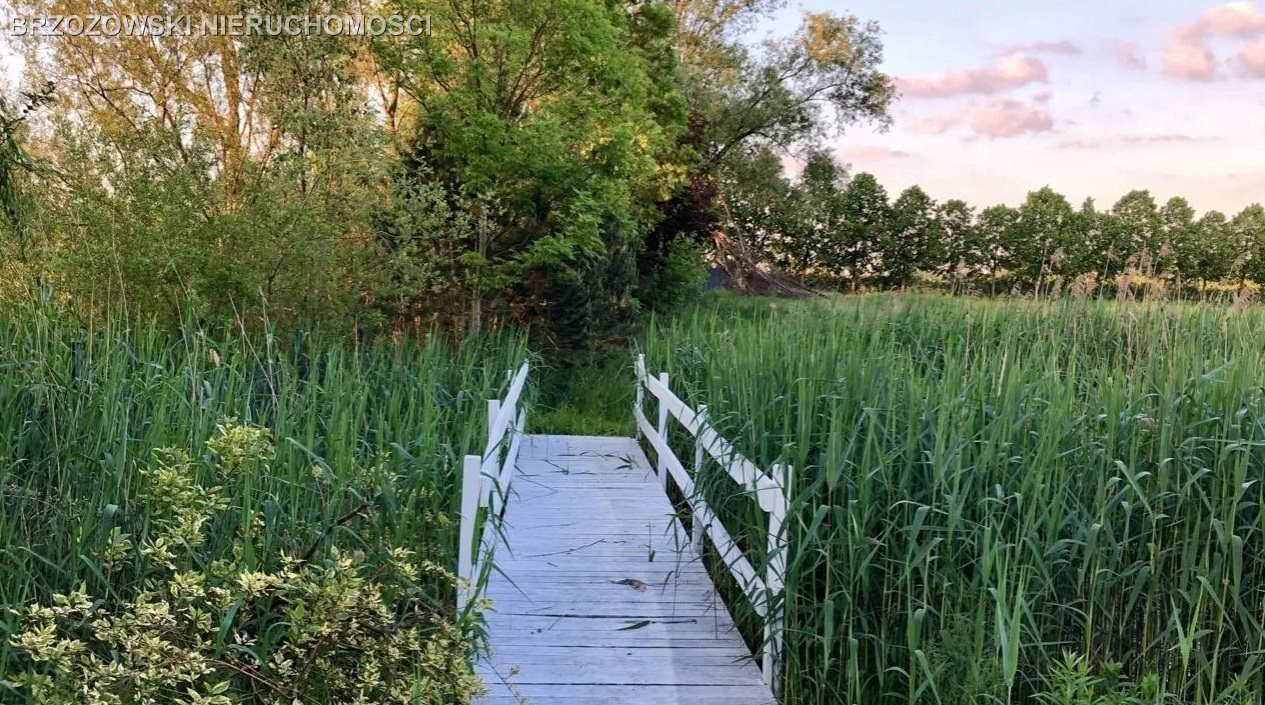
[
  {"x1": 0, "y1": 84, "x2": 54, "y2": 298},
  {"x1": 659, "y1": 4, "x2": 895, "y2": 289},
  {"x1": 0, "y1": 85, "x2": 51, "y2": 249},
  {"x1": 13, "y1": 0, "x2": 388, "y2": 325}
]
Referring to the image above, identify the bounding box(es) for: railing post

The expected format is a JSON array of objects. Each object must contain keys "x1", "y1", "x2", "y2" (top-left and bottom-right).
[
  {"x1": 634, "y1": 355, "x2": 645, "y2": 441},
  {"x1": 691, "y1": 404, "x2": 708, "y2": 557},
  {"x1": 487, "y1": 398, "x2": 501, "y2": 513},
  {"x1": 488, "y1": 398, "x2": 501, "y2": 446},
  {"x1": 656, "y1": 371, "x2": 670, "y2": 489},
  {"x1": 763, "y1": 462, "x2": 790, "y2": 692},
  {"x1": 457, "y1": 454, "x2": 482, "y2": 611}
]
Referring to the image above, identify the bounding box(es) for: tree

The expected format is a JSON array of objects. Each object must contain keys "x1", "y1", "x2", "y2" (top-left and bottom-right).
[
  {"x1": 1061, "y1": 198, "x2": 1102, "y2": 282},
  {"x1": 14, "y1": 0, "x2": 391, "y2": 325},
  {"x1": 1106, "y1": 190, "x2": 1162, "y2": 278},
  {"x1": 937, "y1": 199, "x2": 976, "y2": 291},
  {"x1": 1012, "y1": 187, "x2": 1075, "y2": 293},
  {"x1": 881, "y1": 186, "x2": 940, "y2": 288},
  {"x1": 833, "y1": 172, "x2": 889, "y2": 289},
  {"x1": 670, "y1": 0, "x2": 787, "y2": 77},
  {"x1": 1234, "y1": 204, "x2": 1265, "y2": 290},
  {"x1": 977, "y1": 205, "x2": 1019, "y2": 294},
  {"x1": 0, "y1": 85, "x2": 53, "y2": 253},
  {"x1": 664, "y1": 3, "x2": 895, "y2": 280},
  {"x1": 787, "y1": 149, "x2": 848, "y2": 276},
  {"x1": 1193, "y1": 210, "x2": 1234, "y2": 289},
  {"x1": 721, "y1": 145, "x2": 797, "y2": 261},
  {"x1": 1161, "y1": 196, "x2": 1200, "y2": 290},
  {"x1": 694, "y1": 12, "x2": 895, "y2": 170},
  {"x1": 378, "y1": 0, "x2": 687, "y2": 341}
]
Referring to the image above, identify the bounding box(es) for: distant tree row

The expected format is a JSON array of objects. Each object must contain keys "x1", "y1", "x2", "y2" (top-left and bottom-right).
[{"x1": 725, "y1": 148, "x2": 1265, "y2": 296}]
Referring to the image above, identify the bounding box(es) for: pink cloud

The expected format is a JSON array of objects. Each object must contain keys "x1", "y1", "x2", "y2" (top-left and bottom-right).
[
  {"x1": 967, "y1": 99, "x2": 1054, "y2": 138},
  {"x1": 1116, "y1": 41, "x2": 1148, "y2": 70},
  {"x1": 1239, "y1": 36, "x2": 1265, "y2": 75},
  {"x1": 899, "y1": 52, "x2": 1048, "y2": 98},
  {"x1": 1164, "y1": 26, "x2": 1219, "y2": 80},
  {"x1": 1161, "y1": 3, "x2": 1265, "y2": 80},
  {"x1": 996, "y1": 40, "x2": 1081, "y2": 56},
  {"x1": 843, "y1": 145, "x2": 913, "y2": 161},
  {"x1": 907, "y1": 99, "x2": 1053, "y2": 139},
  {"x1": 1195, "y1": 2, "x2": 1265, "y2": 35}
]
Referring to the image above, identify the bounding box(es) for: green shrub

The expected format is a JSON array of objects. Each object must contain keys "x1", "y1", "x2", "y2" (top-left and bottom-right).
[
  {"x1": 6, "y1": 422, "x2": 481, "y2": 705},
  {"x1": 640, "y1": 237, "x2": 707, "y2": 314}
]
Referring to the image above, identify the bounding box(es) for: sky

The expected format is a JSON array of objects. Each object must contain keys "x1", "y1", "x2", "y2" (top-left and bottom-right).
[{"x1": 764, "y1": 0, "x2": 1265, "y2": 215}]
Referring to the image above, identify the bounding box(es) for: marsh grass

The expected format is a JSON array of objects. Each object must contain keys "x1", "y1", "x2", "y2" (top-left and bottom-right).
[
  {"x1": 530, "y1": 355, "x2": 634, "y2": 436},
  {"x1": 0, "y1": 300, "x2": 527, "y2": 695},
  {"x1": 645, "y1": 292, "x2": 1265, "y2": 704}
]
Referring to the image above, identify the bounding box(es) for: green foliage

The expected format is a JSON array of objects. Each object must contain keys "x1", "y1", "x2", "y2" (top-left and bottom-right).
[
  {"x1": 531, "y1": 356, "x2": 636, "y2": 437},
  {"x1": 31, "y1": 113, "x2": 394, "y2": 327},
  {"x1": 721, "y1": 146, "x2": 798, "y2": 259},
  {"x1": 9, "y1": 0, "x2": 396, "y2": 328},
  {"x1": 0, "y1": 301, "x2": 529, "y2": 701},
  {"x1": 1034, "y1": 653, "x2": 1256, "y2": 705},
  {"x1": 737, "y1": 164, "x2": 1265, "y2": 299},
  {"x1": 0, "y1": 83, "x2": 53, "y2": 250},
  {"x1": 1234, "y1": 205, "x2": 1265, "y2": 286},
  {"x1": 643, "y1": 293, "x2": 1265, "y2": 704},
  {"x1": 7, "y1": 423, "x2": 480, "y2": 705},
  {"x1": 976, "y1": 204, "x2": 1020, "y2": 291},
  {"x1": 881, "y1": 185, "x2": 942, "y2": 287},
  {"x1": 640, "y1": 238, "x2": 709, "y2": 313},
  {"x1": 663, "y1": 2, "x2": 895, "y2": 299},
  {"x1": 1011, "y1": 186, "x2": 1076, "y2": 286},
  {"x1": 830, "y1": 172, "x2": 889, "y2": 286},
  {"x1": 376, "y1": 0, "x2": 688, "y2": 338},
  {"x1": 692, "y1": 11, "x2": 895, "y2": 168},
  {"x1": 937, "y1": 198, "x2": 977, "y2": 288}
]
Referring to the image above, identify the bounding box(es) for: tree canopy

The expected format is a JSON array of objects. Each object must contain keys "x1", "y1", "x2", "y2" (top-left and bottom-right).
[{"x1": 732, "y1": 149, "x2": 1265, "y2": 298}]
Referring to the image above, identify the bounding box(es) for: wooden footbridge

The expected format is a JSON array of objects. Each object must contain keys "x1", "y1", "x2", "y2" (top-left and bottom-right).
[{"x1": 456, "y1": 358, "x2": 788, "y2": 705}]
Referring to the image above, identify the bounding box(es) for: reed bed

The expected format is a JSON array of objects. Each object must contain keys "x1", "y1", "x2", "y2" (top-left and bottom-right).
[
  {"x1": 644, "y1": 293, "x2": 1265, "y2": 705},
  {"x1": 0, "y1": 301, "x2": 526, "y2": 700}
]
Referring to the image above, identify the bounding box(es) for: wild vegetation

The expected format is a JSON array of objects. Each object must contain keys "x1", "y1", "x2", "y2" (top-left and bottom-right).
[
  {"x1": 1, "y1": 0, "x2": 894, "y2": 351},
  {"x1": 0, "y1": 301, "x2": 527, "y2": 702},
  {"x1": 642, "y1": 293, "x2": 1265, "y2": 705},
  {"x1": 5, "y1": 1, "x2": 1265, "y2": 704}
]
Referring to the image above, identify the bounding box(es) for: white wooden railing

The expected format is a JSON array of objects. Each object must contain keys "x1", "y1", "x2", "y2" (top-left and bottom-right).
[
  {"x1": 633, "y1": 354, "x2": 790, "y2": 689},
  {"x1": 457, "y1": 361, "x2": 530, "y2": 612}
]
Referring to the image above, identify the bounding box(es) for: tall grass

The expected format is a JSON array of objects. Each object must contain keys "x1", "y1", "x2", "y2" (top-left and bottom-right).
[
  {"x1": 0, "y1": 300, "x2": 527, "y2": 690},
  {"x1": 644, "y1": 293, "x2": 1265, "y2": 704}
]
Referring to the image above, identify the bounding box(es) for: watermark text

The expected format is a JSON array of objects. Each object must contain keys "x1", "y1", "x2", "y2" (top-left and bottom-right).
[{"x1": 9, "y1": 14, "x2": 431, "y2": 37}]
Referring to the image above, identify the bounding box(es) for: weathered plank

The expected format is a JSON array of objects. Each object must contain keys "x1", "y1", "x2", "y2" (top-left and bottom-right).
[{"x1": 475, "y1": 434, "x2": 774, "y2": 705}]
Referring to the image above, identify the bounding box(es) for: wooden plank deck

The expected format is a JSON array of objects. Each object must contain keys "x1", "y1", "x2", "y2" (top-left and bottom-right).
[{"x1": 475, "y1": 434, "x2": 776, "y2": 705}]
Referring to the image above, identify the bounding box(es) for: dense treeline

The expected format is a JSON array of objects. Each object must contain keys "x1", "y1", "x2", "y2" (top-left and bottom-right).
[
  {"x1": 727, "y1": 149, "x2": 1265, "y2": 296},
  {"x1": 0, "y1": 0, "x2": 894, "y2": 352}
]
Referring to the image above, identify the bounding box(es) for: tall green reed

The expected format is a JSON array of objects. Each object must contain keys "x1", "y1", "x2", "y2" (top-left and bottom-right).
[
  {"x1": 644, "y1": 293, "x2": 1265, "y2": 705},
  {"x1": 0, "y1": 300, "x2": 527, "y2": 681}
]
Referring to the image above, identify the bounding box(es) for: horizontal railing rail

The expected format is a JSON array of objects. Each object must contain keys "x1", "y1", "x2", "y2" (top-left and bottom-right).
[
  {"x1": 633, "y1": 354, "x2": 789, "y2": 690},
  {"x1": 457, "y1": 361, "x2": 530, "y2": 613}
]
